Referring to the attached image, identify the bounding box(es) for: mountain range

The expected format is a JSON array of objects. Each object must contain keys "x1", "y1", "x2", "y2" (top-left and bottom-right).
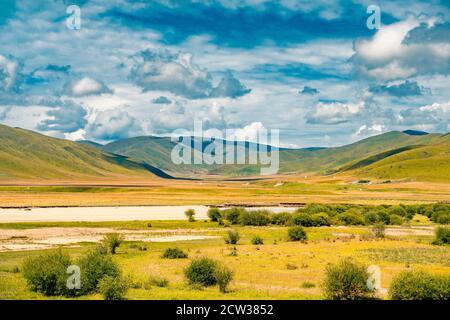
[{"x1": 0, "y1": 124, "x2": 449, "y2": 182}]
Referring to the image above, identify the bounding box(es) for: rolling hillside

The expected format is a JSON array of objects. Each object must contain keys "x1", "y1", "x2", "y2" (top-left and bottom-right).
[
  {"x1": 351, "y1": 134, "x2": 450, "y2": 182},
  {"x1": 0, "y1": 124, "x2": 171, "y2": 181},
  {"x1": 101, "y1": 130, "x2": 447, "y2": 179},
  {"x1": 1, "y1": 124, "x2": 448, "y2": 182}
]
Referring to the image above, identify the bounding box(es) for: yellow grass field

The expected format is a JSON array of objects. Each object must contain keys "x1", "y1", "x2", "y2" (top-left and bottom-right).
[
  {"x1": 0, "y1": 219, "x2": 449, "y2": 300},
  {"x1": 1, "y1": 175, "x2": 449, "y2": 208}
]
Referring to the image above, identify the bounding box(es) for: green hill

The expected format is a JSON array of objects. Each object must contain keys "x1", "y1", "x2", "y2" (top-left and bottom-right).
[
  {"x1": 102, "y1": 131, "x2": 446, "y2": 179},
  {"x1": 278, "y1": 131, "x2": 443, "y2": 175},
  {"x1": 350, "y1": 134, "x2": 450, "y2": 182},
  {"x1": 1, "y1": 124, "x2": 448, "y2": 182},
  {"x1": 0, "y1": 124, "x2": 170, "y2": 180}
]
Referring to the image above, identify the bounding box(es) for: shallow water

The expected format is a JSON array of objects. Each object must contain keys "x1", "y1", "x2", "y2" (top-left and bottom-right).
[{"x1": 0, "y1": 205, "x2": 298, "y2": 222}]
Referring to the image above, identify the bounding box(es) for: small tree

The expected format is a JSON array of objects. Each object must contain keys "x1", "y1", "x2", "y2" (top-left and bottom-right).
[
  {"x1": 185, "y1": 257, "x2": 218, "y2": 286},
  {"x1": 78, "y1": 250, "x2": 121, "y2": 295},
  {"x1": 185, "y1": 209, "x2": 196, "y2": 222},
  {"x1": 364, "y1": 211, "x2": 379, "y2": 225},
  {"x1": 372, "y1": 222, "x2": 385, "y2": 238},
  {"x1": 432, "y1": 226, "x2": 450, "y2": 245},
  {"x1": 103, "y1": 233, "x2": 123, "y2": 254},
  {"x1": 222, "y1": 207, "x2": 245, "y2": 224},
  {"x1": 207, "y1": 207, "x2": 222, "y2": 222},
  {"x1": 224, "y1": 230, "x2": 240, "y2": 244},
  {"x1": 288, "y1": 226, "x2": 307, "y2": 242},
  {"x1": 214, "y1": 264, "x2": 234, "y2": 293},
  {"x1": 22, "y1": 250, "x2": 72, "y2": 296},
  {"x1": 323, "y1": 259, "x2": 375, "y2": 300}
]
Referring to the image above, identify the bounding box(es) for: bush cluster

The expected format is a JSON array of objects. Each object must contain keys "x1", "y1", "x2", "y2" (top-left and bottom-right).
[
  {"x1": 323, "y1": 259, "x2": 375, "y2": 300},
  {"x1": 161, "y1": 247, "x2": 188, "y2": 259},
  {"x1": 208, "y1": 203, "x2": 450, "y2": 228},
  {"x1": 185, "y1": 257, "x2": 233, "y2": 293},
  {"x1": 251, "y1": 235, "x2": 264, "y2": 245},
  {"x1": 22, "y1": 248, "x2": 123, "y2": 298},
  {"x1": 288, "y1": 226, "x2": 307, "y2": 242},
  {"x1": 238, "y1": 210, "x2": 271, "y2": 226},
  {"x1": 224, "y1": 230, "x2": 240, "y2": 244},
  {"x1": 389, "y1": 270, "x2": 450, "y2": 300},
  {"x1": 22, "y1": 250, "x2": 72, "y2": 296},
  {"x1": 98, "y1": 275, "x2": 129, "y2": 300},
  {"x1": 433, "y1": 226, "x2": 450, "y2": 245}
]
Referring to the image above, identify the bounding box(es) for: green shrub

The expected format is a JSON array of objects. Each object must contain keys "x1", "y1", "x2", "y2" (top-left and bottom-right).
[
  {"x1": 222, "y1": 207, "x2": 246, "y2": 224},
  {"x1": 238, "y1": 210, "x2": 271, "y2": 226},
  {"x1": 389, "y1": 214, "x2": 403, "y2": 225},
  {"x1": 292, "y1": 212, "x2": 315, "y2": 227},
  {"x1": 161, "y1": 247, "x2": 188, "y2": 259},
  {"x1": 388, "y1": 206, "x2": 407, "y2": 217},
  {"x1": 389, "y1": 270, "x2": 450, "y2": 300},
  {"x1": 336, "y1": 211, "x2": 365, "y2": 225},
  {"x1": 432, "y1": 211, "x2": 450, "y2": 224},
  {"x1": 433, "y1": 226, "x2": 450, "y2": 245},
  {"x1": 102, "y1": 233, "x2": 123, "y2": 254},
  {"x1": 311, "y1": 213, "x2": 332, "y2": 226},
  {"x1": 323, "y1": 259, "x2": 375, "y2": 300},
  {"x1": 288, "y1": 226, "x2": 307, "y2": 242},
  {"x1": 372, "y1": 222, "x2": 385, "y2": 238},
  {"x1": 271, "y1": 212, "x2": 292, "y2": 225},
  {"x1": 78, "y1": 250, "x2": 120, "y2": 295},
  {"x1": 145, "y1": 275, "x2": 169, "y2": 288},
  {"x1": 185, "y1": 257, "x2": 218, "y2": 286},
  {"x1": 185, "y1": 209, "x2": 196, "y2": 222},
  {"x1": 207, "y1": 207, "x2": 222, "y2": 222},
  {"x1": 303, "y1": 203, "x2": 331, "y2": 214},
  {"x1": 224, "y1": 230, "x2": 240, "y2": 244},
  {"x1": 432, "y1": 204, "x2": 450, "y2": 213},
  {"x1": 377, "y1": 210, "x2": 391, "y2": 225},
  {"x1": 22, "y1": 250, "x2": 72, "y2": 296},
  {"x1": 98, "y1": 275, "x2": 129, "y2": 300},
  {"x1": 364, "y1": 211, "x2": 379, "y2": 225},
  {"x1": 424, "y1": 207, "x2": 435, "y2": 218},
  {"x1": 251, "y1": 235, "x2": 264, "y2": 245},
  {"x1": 214, "y1": 264, "x2": 234, "y2": 293}
]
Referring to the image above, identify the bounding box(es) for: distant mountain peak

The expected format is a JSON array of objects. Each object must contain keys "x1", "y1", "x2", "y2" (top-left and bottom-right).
[{"x1": 402, "y1": 129, "x2": 429, "y2": 136}]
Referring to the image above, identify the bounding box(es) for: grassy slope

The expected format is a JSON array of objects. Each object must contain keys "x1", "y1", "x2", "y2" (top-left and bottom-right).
[
  {"x1": 103, "y1": 131, "x2": 446, "y2": 179},
  {"x1": 0, "y1": 125, "x2": 160, "y2": 180},
  {"x1": 102, "y1": 136, "x2": 203, "y2": 175},
  {"x1": 352, "y1": 134, "x2": 450, "y2": 182},
  {"x1": 2, "y1": 124, "x2": 448, "y2": 182}
]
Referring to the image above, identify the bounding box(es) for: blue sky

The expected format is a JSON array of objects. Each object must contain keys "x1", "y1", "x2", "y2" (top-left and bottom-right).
[{"x1": 0, "y1": 0, "x2": 449, "y2": 147}]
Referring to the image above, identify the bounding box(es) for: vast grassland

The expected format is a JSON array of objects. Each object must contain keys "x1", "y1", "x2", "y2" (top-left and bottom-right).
[
  {"x1": 1, "y1": 176, "x2": 449, "y2": 207},
  {"x1": 0, "y1": 214, "x2": 448, "y2": 300}
]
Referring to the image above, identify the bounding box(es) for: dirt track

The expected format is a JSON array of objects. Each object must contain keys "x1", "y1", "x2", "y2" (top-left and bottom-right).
[{"x1": 0, "y1": 227, "x2": 220, "y2": 252}]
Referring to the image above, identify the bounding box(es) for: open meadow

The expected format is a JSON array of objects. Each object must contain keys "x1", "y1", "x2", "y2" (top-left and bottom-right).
[
  {"x1": 1, "y1": 175, "x2": 450, "y2": 207},
  {"x1": 0, "y1": 204, "x2": 449, "y2": 300}
]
